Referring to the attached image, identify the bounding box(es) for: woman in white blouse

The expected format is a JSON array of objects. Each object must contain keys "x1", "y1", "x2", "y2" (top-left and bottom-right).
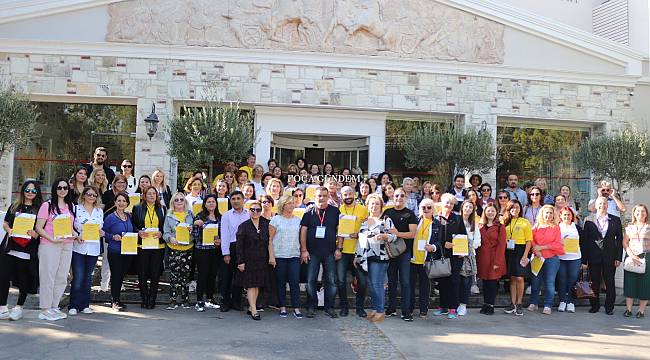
[
  {"x1": 458, "y1": 200, "x2": 481, "y2": 316},
  {"x1": 69, "y1": 185, "x2": 104, "y2": 315},
  {"x1": 556, "y1": 207, "x2": 582, "y2": 313}
]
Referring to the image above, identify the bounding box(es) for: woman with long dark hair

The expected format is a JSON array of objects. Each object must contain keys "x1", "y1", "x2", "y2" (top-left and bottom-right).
[
  {"x1": 192, "y1": 194, "x2": 223, "y2": 312},
  {"x1": 70, "y1": 167, "x2": 89, "y2": 204},
  {"x1": 0, "y1": 180, "x2": 43, "y2": 321},
  {"x1": 502, "y1": 199, "x2": 533, "y2": 317}
]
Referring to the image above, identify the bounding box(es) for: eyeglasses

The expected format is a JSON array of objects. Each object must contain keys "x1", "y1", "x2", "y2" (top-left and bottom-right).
[
  {"x1": 481, "y1": 189, "x2": 490, "y2": 192},
  {"x1": 432, "y1": 191, "x2": 441, "y2": 195},
  {"x1": 24, "y1": 188, "x2": 38, "y2": 194},
  {"x1": 498, "y1": 196, "x2": 509, "y2": 200},
  {"x1": 173, "y1": 198, "x2": 185, "y2": 203},
  {"x1": 530, "y1": 193, "x2": 541, "y2": 196},
  {"x1": 261, "y1": 200, "x2": 270, "y2": 204},
  {"x1": 421, "y1": 205, "x2": 432, "y2": 210},
  {"x1": 394, "y1": 194, "x2": 406, "y2": 198},
  {"x1": 121, "y1": 164, "x2": 132, "y2": 168},
  {"x1": 57, "y1": 186, "x2": 69, "y2": 191},
  {"x1": 294, "y1": 194, "x2": 304, "y2": 198},
  {"x1": 249, "y1": 208, "x2": 262, "y2": 213},
  {"x1": 85, "y1": 193, "x2": 98, "y2": 198}
]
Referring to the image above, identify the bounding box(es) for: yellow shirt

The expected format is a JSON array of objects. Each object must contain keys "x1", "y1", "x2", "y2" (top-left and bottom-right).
[
  {"x1": 144, "y1": 205, "x2": 164, "y2": 249},
  {"x1": 239, "y1": 165, "x2": 253, "y2": 179},
  {"x1": 505, "y1": 217, "x2": 533, "y2": 245},
  {"x1": 411, "y1": 218, "x2": 432, "y2": 265},
  {"x1": 169, "y1": 211, "x2": 193, "y2": 251},
  {"x1": 339, "y1": 203, "x2": 369, "y2": 254}
]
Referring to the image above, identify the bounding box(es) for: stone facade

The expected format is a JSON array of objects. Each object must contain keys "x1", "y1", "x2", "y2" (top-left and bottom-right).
[{"x1": 0, "y1": 52, "x2": 634, "y2": 209}]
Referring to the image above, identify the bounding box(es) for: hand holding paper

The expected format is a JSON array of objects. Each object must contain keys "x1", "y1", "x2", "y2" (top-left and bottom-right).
[
  {"x1": 11, "y1": 213, "x2": 36, "y2": 239},
  {"x1": 175, "y1": 223, "x2": 191, "y2": 245},
  {"x1": 452, "y1": 234, "x2": 469, "y2": 256},
  {"x1": 81, "y1": 223, "x2": 101, "y2": 242}
]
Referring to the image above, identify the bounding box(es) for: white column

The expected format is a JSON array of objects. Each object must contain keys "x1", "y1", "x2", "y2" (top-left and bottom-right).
[
  {"x1": 255, "y1": 129, "x2": 272, "y2": 171},
  {"x1": 368, "y1": 134, "x2": 385, "y2": 175}
]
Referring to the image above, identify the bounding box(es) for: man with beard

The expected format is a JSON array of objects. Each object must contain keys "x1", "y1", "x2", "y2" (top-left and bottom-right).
[
  {"x1": 336, "y1": 186, "x2": 369, "y2": 317},
  {"x1": 83, "y1": 147, "x2": 116, "y2": 185}
]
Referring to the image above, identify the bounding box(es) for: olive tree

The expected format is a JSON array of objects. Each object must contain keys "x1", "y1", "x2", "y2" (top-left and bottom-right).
[{"x1": 0, "y1": 86, "x2": 40, "y2": 160}]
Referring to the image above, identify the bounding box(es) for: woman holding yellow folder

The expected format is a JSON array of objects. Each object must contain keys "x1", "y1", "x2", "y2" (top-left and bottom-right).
[
  {"x1": 69, "y1": 185, "x2": 104, "y2": 316},
  {"x1": 192, "y1": 194, "x2": 222, "y2": 312},
  {"x1": 35, "y1": 178, "x2": 78, "y2": 321},
  {"x1": 556, "y1": 207, "x2": 583, "y2": 314},
  {"x1": 0, "y1": 180, "x2": 43, "y2": 321},
  {"x1": 163, "y1": 192, "x2": 195, "y2": 310}
]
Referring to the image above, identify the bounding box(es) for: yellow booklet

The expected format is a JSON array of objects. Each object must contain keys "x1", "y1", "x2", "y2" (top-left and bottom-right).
[
  {"x1": 81, "y1": 223, "x2": 101, "y2": 242},
  {"x1": 306, "y1": 185, "x2": 319, "y2": 201},
  {"x1": 192, "y1": 201, "x2": 203, "y2": 216},
  {"x1": 126, "y1": 193, "x2": 141, "y2": 213},
  {"x1": 530, "y1": 255, "x2": 545, "y2": 276},
  {"x1": 338, "y1": 215, "x2": 357, "y2": 237},
  {"x1": 563, "y1": 237, "x2": 580, "y2": 254},
  {"x1": 283, "y1": 187, "x2": 297, "y2": 197},
  {"x1": 452, "y1": 234, "x2": 469, "y2": 256},
  {"x1": 12, "y1": 213, "x2": 36, "y2": 239},
  {"x1": 53, "y1": 214, "x2": 73, "y2": 238},
  {"x1": 292, "y1": 208, "x2": 305, "y2": 219},
  {"x1": 142, "y1": 228, "x2": 160, "y2": 249},
  {"x1": 175, "y1": 223, "x2": 191, "y2": 245},
  {"x1": 271, "y1": 203, "x2": 278, "y2": 214},
  {"x1": 217, "y1": 198, "x2": 229, "y2": 214},
  {"x1": 121, "y1": 232, "x2": 138, "y2": 255},
  {"x1": 203, "y1": 224, "x2": 219, "y2": 246}
]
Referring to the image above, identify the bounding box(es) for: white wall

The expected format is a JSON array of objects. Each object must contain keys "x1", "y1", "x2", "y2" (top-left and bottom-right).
[
  {"x1": 628, "y1": 0, "x2": 650, "y2": 54},
  {"x1": 630, "y1": 83, "x2": 650, "y2": 206},
  {"x1": 497, "y1": 0, "x2": 605, "y2": 31},
  {"x1": 0, "y1": 6, "x2": 108, "y2": 41}
]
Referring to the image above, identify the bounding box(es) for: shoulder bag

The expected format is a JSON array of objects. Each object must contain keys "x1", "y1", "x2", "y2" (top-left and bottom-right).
[
  {"x1": 624, "y1": 253, "x2": 646, "y2": 274},
  {"x1": 572, "y1": 268, "x2": 596, "y2": 299},
  {"x1": 425, "y1": 249, "x2": 451, "y2": 279},
  {"x1": 386, "y1": 237, "x2": 406, "y2": 259}
]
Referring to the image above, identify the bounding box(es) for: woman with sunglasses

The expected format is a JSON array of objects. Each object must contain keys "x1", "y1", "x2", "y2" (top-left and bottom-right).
[
  {"x1": 103, "y1": 192, "x2": 135, "y2": 311},
  {"x1": 496, "y1": 190, "x2": 510, "y2": 222},
  {"x1": 502, "y1": 199, "x2": 533, "y2": 316},
  {"x1": 523, "y1": 186, "x2": 544, "y2": 226},
  {"x1": 236, "y1": 200, "x2": 271, "y2": 320},
  {"x1": 0, "y1": 180, "x2": 43, "y2": 321},
  {"x1": 409, "y1": 198, "x2": 437, "y2": 318},
  {"x1": 163, "y1": 193, "x2": 195, "y2": 310},
  {"x1": 292, "y1": 188, "x2": 307, "y2": 208},
  {"x1": 477, "y1": 203, "x2": 506, "y2": 315},
  {"x1": 192, "y1": 195, "x2": 222, "y2": 312},
  {"x1": 259, "y1": 194, "x2": 275, "y2": 220},
  {"x1": 223, "y1": 171, "x2": 236, "y2": 194},
  {"x1": 120, "y1": 160, "x2": 137, "y2": 193},
  {"x1": 35, "y1": 178, "x2": 77, "y2": 321},
  {"x1": 89, "y1": 168, "x2": 108, "y2": 195},
  {"x1": 68, "y1": 185, "x2": 104, "y2": 316},
  {"x1": 131, "y1": 186, "x2": 165, "y2": 309},
  {"x1": 70, "y1": 167, "x2": 89, "y2": 204},
  {"x1": 479, "y1": 183, "x2": 495, "y2": 209}
]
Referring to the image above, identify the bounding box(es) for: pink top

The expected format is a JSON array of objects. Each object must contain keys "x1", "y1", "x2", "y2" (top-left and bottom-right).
[
  {"x1": 532, "y1": 226, "x2": 565, "y2": 259},
  {"x1": 37, "y1": 201, "x2": 76, "y2": 244}
]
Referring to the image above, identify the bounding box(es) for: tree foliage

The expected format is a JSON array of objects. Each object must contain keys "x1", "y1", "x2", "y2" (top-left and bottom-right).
[
  {"x1": 403, "y1": 123, "x2": 495, "y2": 177},
  {"x1": 166, "y1": 102, "x2": 256, "y2": 179},
  {"x1": 0, "y1": 86, "x2": 40, "y2": 160},
  {"x1": 574, "y1": 128, "x2": 650, "y2": 194}
]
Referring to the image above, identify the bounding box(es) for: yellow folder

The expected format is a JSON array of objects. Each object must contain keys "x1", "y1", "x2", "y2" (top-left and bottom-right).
[
  {"x1": 563, "y1": 237, "x2": 580, "y2": 254},
  {"x1": 530, "y1": 255, "x2": 545, "y2": 276},
  {"x1": 121, "y1": 232, "x2": 138, "y2": 255},
  {"x1": 292, "y1": 208, "x2": 305, "y2": 219},
  {"x1": 306, "y1": 185, "x2": 319, "y2": 201},
  {"x1": 142, "y1": 228, "x2": 160, "y2": 249},
  {"x1": 126, "y1": 193, "x2": 141, "y2": 213},
  {"x1": 11, "y1": 213, "x2": 36, "y2": 239},
  {"x1": 452, "y1": 234, "x2": 469, "y2": 256},
  {"x1": 175, "y1": 223, "x2": 190, "y2": 245},
  {"x1": 203, "y1": 224, "x2": 219, "y2": 246},
  {"x1": 53, "y1": 214, "x2": 73, "y2": 238},
  {"x1": 217, "y1": 198, "x2": 229, "y2": 214},
  {"x1": 192, "y1": 200, "x2": 203, "y2": 216},
  {"x1": 338, "y1": 215, "x2": 357, "y2": 237},
  {"x1": 81, "y1": 223, "x2": 101, "y2": 242}
]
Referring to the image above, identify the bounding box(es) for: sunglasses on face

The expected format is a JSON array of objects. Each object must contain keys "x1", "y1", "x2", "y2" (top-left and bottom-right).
[
  {"x1": 481, "y1": 189, "x2": 490, "y2": 192},
  {"x1": 530, "y1": 193, "x2": 541, "y2": 196},
  {"x1": 432, "y1": 191, "x2": 440, "y2": 194},
  {"x1": 421, "y1": 205, "x2": 432, "y2": 210},
  {"x1": 249, "y1": 208, "x2": 262, "y2": 213},
  {"x1": 57, "y1": 186, "x2": 69, "y2": 191},
  {"x1": 24, "y1": 188, "x2": 38, "y2": 194},
  {"x1": 122, "y1": 164, "x2": 132, "y2": 168},
  {"x1": 261, "y1": 200, "x2": 270, "y2": 204},
  {"x1": 498, "y1": 196, "x2": 508, "y2": 199},
  {"x1": 294, "y1": 194, "x2": 304, "y2": 198},
  {"x1": 173, "y1": 198, "x2": 185, "y2": 203},
  {"x1": 85, "y1": 193, "x2": 98, "y2": 198},
  {"x1": 394, "y1": 194, "x2": 406, "y2": 198}
]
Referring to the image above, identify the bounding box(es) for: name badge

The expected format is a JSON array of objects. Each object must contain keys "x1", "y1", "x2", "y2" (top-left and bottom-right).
[
  {"x1": 507, "y1": 239, "x2": 516, "y2": 250},
  {"x1": 315, "y1": 226, "x2": 326, "y2": 239}
]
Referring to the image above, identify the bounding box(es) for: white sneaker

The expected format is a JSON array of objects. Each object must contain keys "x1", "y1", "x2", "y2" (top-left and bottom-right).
[
  {"x1": 558, "y1": 302, "x2": 566, "y2": 312},
  {"x1": 566, "y1": 303, "x2": 576, "y2": 313},
  {"x1": 9, "y1": 306, "x2": 23, "y2": 321},
  {"x1": 82, "y1": 307, "x2": 94, "y2": 314},
  {"x1": 205, "y1": 301, "x2": 221, "y2": 309},
  {"x1": 68, "y1": 308, "x2": 78, "y2": 316},
  {"x1": 38, "y1": 309, "x2": 60, "y2": 321},
  {"x1": 53, "y1": 308, "x2": 67, "y2": 319},
  {"x1": 525, "y1": 285, "x2": 531, "y2": 295},
  {"x1": 470, "y1": 284, "x2": 480, "y2": 294},
  {"x1": 0, "y1": 309, "x2": 9, "y2": 320},
  {"x1": 99, "y1": 284, "x2": 109, "y2": 292},
  {"x1": 542, "y1": 307, "x2": 552, "y2": 315},
  {"x1": 457, "y1": 304, "x2": 467, "y2": 316}
]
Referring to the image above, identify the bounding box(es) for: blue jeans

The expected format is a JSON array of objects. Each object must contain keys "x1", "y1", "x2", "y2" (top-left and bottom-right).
[
  {"x1": 69, "y1": 252, "x2": 98, "y2": 310},
  {"x1": 387, "y1": 251, "x2": 411, "y2": 313},
  {"x1": 557, "y1": 258, "x2": 582, "y2": 304},
  {"x1": 368, "y1": 261, "x2": 389, "y2": 313},
  {"x1": 336, "y1": 253, "x2": 368, "y2": 310},
  {"x1": 530, "y1": 256, "x2": 561, "y2": 308},
  {"x1": 275, "y1": 257, "x2": 301, "y2": 308},
  {"x1": 306, "y1": 253, "x2": 337, "y2": 310}
]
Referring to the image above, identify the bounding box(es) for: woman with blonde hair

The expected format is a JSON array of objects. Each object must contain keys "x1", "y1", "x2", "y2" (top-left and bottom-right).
[
  {"x1": 89, "y1": 168, "x2": 109, "y2": 195},
  {"x1": 528, "y1": 205, "x2": 565, "y2": 315},
  {"x1": 623, "y1": 204, "x2": 650, "y2": 318},
  {"x1": 163, "y1": 192, "x2": 195, "y2": 309},
  {"x1": 265, "y1": 178, "x2": 283, "y2": 202},
  {"x1": 152, "y1": 169, "x2": 173, "y2": 208}
]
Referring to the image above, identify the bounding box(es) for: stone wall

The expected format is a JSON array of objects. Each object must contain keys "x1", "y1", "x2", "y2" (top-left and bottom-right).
[{"x1": 0, "y1": 52, "x2": 634, "y2": 208}]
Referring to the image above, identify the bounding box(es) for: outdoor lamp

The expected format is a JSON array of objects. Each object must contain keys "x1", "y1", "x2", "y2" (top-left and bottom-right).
[{"x1": 144, "y1": 103, "x2": 159, "y2": 140}]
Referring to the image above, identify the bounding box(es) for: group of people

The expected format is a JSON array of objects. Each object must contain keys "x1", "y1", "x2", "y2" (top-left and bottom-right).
[{"x1": 0, "y1": 149, "x2": 648, "y2": 324}]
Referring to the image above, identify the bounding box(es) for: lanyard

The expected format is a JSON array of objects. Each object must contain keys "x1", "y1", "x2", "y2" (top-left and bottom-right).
[
  {"x1": 317, "y1": 207, "x2": 326, "y2": 226},
  {"x1": 507, "y1": 217, "x2": 520, "y2": 239},
  {"x1": 146, "y1": 206, "x2": 156, "y2": 225}
]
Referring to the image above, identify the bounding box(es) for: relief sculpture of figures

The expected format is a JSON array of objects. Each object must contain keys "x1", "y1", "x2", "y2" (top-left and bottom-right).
[{"x1": 106, "y1": 0, "x2": 505, "y2": 64}]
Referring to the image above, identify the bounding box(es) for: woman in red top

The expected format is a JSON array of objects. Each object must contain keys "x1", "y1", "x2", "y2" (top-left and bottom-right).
[
  {"x1": 477, "y1": 203, "x2": 506, "y2": 315},
  {"x1": 528, "y1": 205, "x2": 565, "y2": 315}
]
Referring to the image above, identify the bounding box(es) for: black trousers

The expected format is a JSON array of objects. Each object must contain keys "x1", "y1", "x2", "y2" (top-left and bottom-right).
[
  {"x1": 194, "y1": 247, "x2": 222, "y2": 303},
  {"x1": 220, "y1": 243, "x2": 242, "y2": 309},
  {"x1": 437, "y1": 256, "x2": 463, "y2": 310},
  {"x1": 138, "y1": 248, "x2": 164, "y2": 301},
  {"x1": 0, "y1": 253, "x2": 30, "y2": 306},
  {"x1": 482, "y1": 279, "x2": 499, "y2": 306},
  {"x1": 588, "y1": 261, "x2": 617, "y2": 311},
  {"x1": 409, "y1": 263, "x2": 431, "y2": 314},
  {"x1": 107, "y1": 250, "x2": 134, "y2": 304}
]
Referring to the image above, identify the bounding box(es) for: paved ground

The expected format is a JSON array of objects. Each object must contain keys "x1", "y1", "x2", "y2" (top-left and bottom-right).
[{"x1": 1, "y1": 301, "x2": 648, "y2": 360}]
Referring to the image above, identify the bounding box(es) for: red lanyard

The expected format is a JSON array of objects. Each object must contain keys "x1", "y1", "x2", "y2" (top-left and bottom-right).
[{"x1": 317, "y1": 207, "x2": 326, "y2": 226}]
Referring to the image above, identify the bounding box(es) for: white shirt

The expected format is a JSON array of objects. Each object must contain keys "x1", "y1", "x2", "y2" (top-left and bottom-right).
[
  {"x1": 73, "y1": 205, "x2": 104, "y2": 256},
  {"x1": 559, "y1": 222, "x2": 581, "y2": 261},
  {"x1": 125, "y1": 175, "x2": 137, "y2": 193}
]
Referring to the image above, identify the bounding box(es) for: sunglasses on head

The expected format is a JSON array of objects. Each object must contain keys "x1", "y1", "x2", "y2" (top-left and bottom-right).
[
  {"x1": 249, "y1": 208, "x2": 262, "y2": 213},
  {"x1": 24, "y1": 188, "x2": 38, "y2": 194},
  {"x1": 57, "y1": 186, "x2": 69, "y2": 191}
]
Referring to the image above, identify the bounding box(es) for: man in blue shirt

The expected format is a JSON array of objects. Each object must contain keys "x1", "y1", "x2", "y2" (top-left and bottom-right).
[
  {"x1": 300, "y1": 186, "x2": 341, "y2": 318},
  {"x1": 504, "y1": 174, "x2": 528, "y2": 206}
]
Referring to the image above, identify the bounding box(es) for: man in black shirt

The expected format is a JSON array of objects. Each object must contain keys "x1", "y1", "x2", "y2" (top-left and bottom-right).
[
  {"x1": 82, "y1": 146, "x2": 116, "y2": 185},
  {"x1": 300, "y1": 187, "x2": 341, "y2": 318},
  {"x1": 383, "y1": 187, "x2": 418, "y2": 321}
]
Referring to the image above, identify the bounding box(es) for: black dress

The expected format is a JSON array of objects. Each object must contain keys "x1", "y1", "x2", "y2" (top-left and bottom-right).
[{"x1": 235, "y1": 218, "x2": 270, "y2": 289}]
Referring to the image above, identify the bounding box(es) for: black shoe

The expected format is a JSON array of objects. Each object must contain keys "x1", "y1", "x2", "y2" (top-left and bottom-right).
[
  {"x1": 606, "y1": 309, "x2": 614, "y2": 315},
  {"x1": 402, "y1": 313, "x2": 414, "y2": 322},
  {"x1": 220, "y1": 306, "x2": 230, "y2": 313},
  {"x1": 339, "y1": 308, "x2": 349, "y2": 317},
  {"x1": 305, "y1": 308, "x2": 315, "y2": 318},
  {"x1": 636, "y1": 311, "x2": 645, "y2": 319},
  {"x1": 479, "y1": 304, "x2": 488, "y2": 314},
  {"x1": 624, "y1": 310, "x2": 632, "y2": 317},
  {"x1": 256, "y1": 306, "x2": 265, "y2": 312},
  {"x1": 386, "y1": 307, "x2": 397, "y2": 317},
  {"x1": 486, "y1": 305, "x2": 495, "y2": 315},
  {"x1": 325, "y1": 309, "x2": 339, "y2": 318},
  {"x1": 589, "y1": 307, "x2": 600, "y2": 313},
  {"x1": 356, "y1": 309, "x2": 367, "y2": 318},
  {"x1": 503, "y1": 303, "x2": 516, "y2": 314},
  {"x1": 251, "y1": 313, "x2": 261, "y2": 321}
]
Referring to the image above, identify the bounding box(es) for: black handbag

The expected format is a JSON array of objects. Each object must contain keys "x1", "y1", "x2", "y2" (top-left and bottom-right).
[{"x1": 572, "y1": 268, "x2": 596, "y2": 299}]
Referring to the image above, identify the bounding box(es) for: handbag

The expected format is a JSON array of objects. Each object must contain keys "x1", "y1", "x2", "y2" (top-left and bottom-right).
[
  {"x1": 386, "y1": 237, "x2": 406, "y2": 259},
  {"x1": 624, "y1": 253, "x2": 646, "y2": 274},
  {"x1": 572, "y1": 268, "x2": 596, "y2": 300},
  {"x1": 460, "y1": 253, "x2": 476, "y2": 277},
  {"x1": 425, "y1": 251, "x2": 452, "y2": 279}
]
